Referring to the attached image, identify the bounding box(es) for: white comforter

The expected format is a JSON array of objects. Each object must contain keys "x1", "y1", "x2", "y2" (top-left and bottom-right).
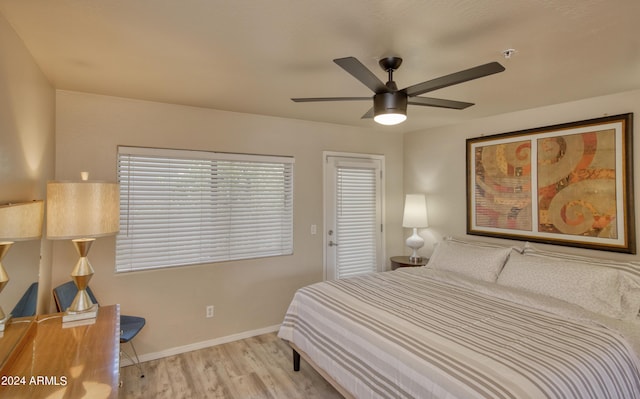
[{"x1": 278, "y1": 267, "x2": 640, "y2": 399}]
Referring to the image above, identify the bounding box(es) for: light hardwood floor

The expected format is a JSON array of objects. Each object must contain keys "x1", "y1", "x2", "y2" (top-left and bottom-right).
[{"x1": 119, "y1": 332, "x2": 343, "y2": 399}]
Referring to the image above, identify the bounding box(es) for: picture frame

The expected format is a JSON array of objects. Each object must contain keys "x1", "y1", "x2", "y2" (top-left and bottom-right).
[{"x1": 466, "y1": 113, "x2": 635, "y2": 253}]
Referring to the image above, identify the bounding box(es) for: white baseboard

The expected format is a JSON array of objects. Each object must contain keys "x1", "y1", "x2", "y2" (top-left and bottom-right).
[{"x1": 120, "y1": 324, "x2": 281, "y2": 367}]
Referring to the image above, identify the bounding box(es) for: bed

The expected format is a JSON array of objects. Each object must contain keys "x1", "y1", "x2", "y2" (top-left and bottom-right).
[{"x1": 278, "y1": 238, "x2": 640, "y2": 398}]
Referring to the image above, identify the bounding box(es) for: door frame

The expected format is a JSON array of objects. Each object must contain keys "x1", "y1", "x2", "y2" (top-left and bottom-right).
[{"x1": 322, "y1": 151, "x2": 386, "y2": 280}]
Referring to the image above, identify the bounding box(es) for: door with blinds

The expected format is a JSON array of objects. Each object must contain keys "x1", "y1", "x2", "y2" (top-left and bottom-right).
[{"x1": 324, "y1": 153, "x2": 384, "y2": 280}]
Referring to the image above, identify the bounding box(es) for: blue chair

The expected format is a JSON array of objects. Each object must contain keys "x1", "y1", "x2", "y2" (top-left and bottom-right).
[
  {"x1": 11, "y1": 282, "x2": 39, "y2": 318},
  {"x1": 53, "y1": 281, "x2": 146, "y2": 377}
]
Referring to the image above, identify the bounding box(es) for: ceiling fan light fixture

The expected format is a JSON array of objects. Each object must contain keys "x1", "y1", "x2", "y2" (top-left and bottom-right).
[
  {"x1": 374, "y1": 112, "x2": 407, "y2": 125},
  {"x1": 373, "y1": 92, "x2": 407, "y2": 126}
]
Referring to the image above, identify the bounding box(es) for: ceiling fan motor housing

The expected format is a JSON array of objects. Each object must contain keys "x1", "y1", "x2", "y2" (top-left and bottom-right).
[{"x1": 374, "y1": 91, "x2": 408, "y2": 115}]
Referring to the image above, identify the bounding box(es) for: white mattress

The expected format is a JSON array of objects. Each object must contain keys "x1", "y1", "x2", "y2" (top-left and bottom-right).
[{"x1": 278, "y1": 267, "x2": 640, "y2": 399}]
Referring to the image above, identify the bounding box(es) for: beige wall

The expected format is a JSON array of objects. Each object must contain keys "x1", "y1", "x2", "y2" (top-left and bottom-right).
[
  {"x1": 53, "y1": 90, "x2": 404, "y2": 356},
  {"x1": 404, "y1": 89, "x2": 640, "y2": 263},
  {"x1": 0, "y1": 14, "x2": 55, "y2": 315}
]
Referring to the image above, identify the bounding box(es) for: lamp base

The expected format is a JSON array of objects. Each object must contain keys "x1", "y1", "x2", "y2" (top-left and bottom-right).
[
  {"x1": 409, "y1": 256, "x2": 423, "y2": 264},
  {"x1": 62, "y1": 303, "x2": 98, "y2": 324},
  {"x1": 0, "y1": 313, "x2": 11, "y2": 332},
  {"x1": 62, "y1": 317, "x2": 97, "y2": 329},
  {"x1": 406, "y1": 228, "x2": 425, "y2": 263},
  {"x1": 0, "y1": 242, "x2": 13, "y2": 332},
  {"x1": 63, "y1": 238, "x2": 98, "y2": 324}
]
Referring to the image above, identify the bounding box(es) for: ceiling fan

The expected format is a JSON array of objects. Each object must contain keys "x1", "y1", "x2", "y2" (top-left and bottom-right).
[{"x1": 292, "y1": 56, "x2": 505, "y2": 125}]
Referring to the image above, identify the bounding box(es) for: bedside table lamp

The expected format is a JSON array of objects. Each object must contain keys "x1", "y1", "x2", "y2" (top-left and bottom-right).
[
  {"x1": 0, "y1": 200, "x2": 44, "y2": 331},
  {"x1": 47, "y1": 175, "x2": 119, "y2": 323},
  {"x1": 402, "y1": 194, "x2": 428, "y2": 263}
]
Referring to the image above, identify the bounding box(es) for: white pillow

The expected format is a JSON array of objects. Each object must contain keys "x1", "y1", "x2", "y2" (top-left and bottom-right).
[
  {"x1": 523, "y1": 243, "x2": 640, "y2": 317},
  {"x1": 522, "y1": 243, "x2": 640, "y2": 281},
  {"x1": 444, "y1": 236, "x2": 523, "y2": 252},
  {"x1": 497, "y1": 251, "x2": 640, "y2": 320},
  {"x1": 427, "y1": 239, "x2": 512, "y2": 282}
]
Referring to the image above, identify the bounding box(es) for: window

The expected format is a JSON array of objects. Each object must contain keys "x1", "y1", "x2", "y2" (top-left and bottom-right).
[
  {"x1": 116, "y1": 146, "x2": 294, "y2": 272},
  {"x1": 335, "y1": 164, "x2": 380, "y2": 278}
]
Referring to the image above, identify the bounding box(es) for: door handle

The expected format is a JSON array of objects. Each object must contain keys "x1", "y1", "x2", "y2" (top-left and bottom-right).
[{"x1": 329, "y1": 240, "x2": 339, "y2": 247}]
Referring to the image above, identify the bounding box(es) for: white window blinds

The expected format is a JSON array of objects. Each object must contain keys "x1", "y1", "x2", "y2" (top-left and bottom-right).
[
  {"x1": 335, "y1": 166, "x2": 378, "y2": 279},
  {"x1": 116, "y1": 146, "x2": 294, "y2": 272}
]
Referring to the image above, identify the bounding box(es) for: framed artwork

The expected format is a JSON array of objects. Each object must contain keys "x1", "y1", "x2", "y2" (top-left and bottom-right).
[{"x1": 467, "y1": 113, "x2": 635, "y2": 253}]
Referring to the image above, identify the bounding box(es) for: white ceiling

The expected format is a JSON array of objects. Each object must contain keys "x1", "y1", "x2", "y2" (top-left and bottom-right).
[{"x1": 1, "y1": 0, "x2": 639, "y2": 133}]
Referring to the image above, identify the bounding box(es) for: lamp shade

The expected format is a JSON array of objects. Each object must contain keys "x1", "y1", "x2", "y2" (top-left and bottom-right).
[
  {"x1": 46, "y1": 181, "x2": 120, "y2": 239},
  {"x1": 402, "y1": 194, "x2": 429, "y2": 228},
  {"x1": 0, "y1": 201, "x2": 44, "y2": 241}
]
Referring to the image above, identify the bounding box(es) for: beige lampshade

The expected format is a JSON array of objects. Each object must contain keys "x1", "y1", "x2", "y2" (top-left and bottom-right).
[
  {"x1": 46, "y1": 181, "x2": 120, "y2": 239},
  {"x1": 0, "y1": 201, "x2": 44, "y2": 241},
  {"x1": 402, "y1": 194, "x2": 429, "y2": 228}
]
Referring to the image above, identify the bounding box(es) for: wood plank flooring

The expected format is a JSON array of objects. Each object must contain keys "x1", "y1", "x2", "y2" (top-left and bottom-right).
[{"x1": 119, "y1": 332, "x2": 343, "y2": 399}]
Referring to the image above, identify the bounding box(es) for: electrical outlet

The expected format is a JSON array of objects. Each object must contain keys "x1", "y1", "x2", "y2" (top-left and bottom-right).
[{"x1": 206, "y1": 305, "x2": 214, "y2": 318}]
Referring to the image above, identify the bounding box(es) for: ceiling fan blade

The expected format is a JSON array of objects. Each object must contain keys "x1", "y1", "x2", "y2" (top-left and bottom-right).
[
  {"x1": 361, "y1": 107, "x2": 375, "y2": 119},
  {"x1": 291, "y1": 96, "x2": 371, "y2": 102},
  {"x1": 404, "y1": 62, "x2": 505, "y2": 97},
  {"x1": 408, "y1": 97, "x2": 474, "y2": 110},
  {"x1": 334, "y1": 57, "x2": 387, "y2": 94}
]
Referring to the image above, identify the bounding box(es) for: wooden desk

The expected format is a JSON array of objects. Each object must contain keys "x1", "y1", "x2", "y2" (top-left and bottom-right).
[
  {"x1": 0, "y1": 317, "x2": 36, "y2": 376},
  {"x1": 0, "y1": 305, "x2": 120, "y2": 399}
]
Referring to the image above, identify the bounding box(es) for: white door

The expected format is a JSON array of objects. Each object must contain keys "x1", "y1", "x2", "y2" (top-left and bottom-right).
[{"x1": 324, "y1": 153, "x2": 384, "y2": 280}]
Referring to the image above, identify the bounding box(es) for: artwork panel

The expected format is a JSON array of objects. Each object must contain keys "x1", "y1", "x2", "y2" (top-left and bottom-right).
[
  {"x1": 474, "y1": 140, "x2": 532, "y2": 230},
  {"x1": 537, "y1": 129, "x2": 618, "y2": 239}
]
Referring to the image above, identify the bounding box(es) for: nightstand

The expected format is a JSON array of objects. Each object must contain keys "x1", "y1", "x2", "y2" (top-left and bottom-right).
[{"x1": 390, "y1": 256, "x2": 428, "y2": 270}]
